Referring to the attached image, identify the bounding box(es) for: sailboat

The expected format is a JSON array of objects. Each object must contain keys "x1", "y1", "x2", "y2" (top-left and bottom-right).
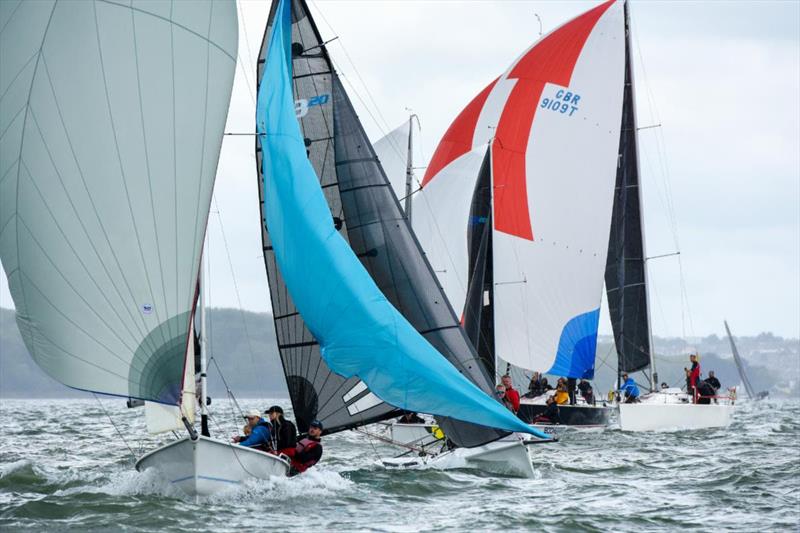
[
  {"x1": 0, "y1": 0, "x2": 294, "y2": 496},
  {"x1": 725, "y1": 320, "x2": 768, "y2": 400},
  {"x1": 606, "y1": 2, "x2": 734, "y2": 431},
  {"x1": 397, "y1": 0, "x2": 628, "y2": 430},
  {"x1": 254, "y1": 0, "x2": 548, "y2": 478}
]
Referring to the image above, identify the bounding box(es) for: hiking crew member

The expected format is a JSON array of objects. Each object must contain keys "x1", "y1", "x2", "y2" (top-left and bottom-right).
[
  {"x1": 526, "y1": 372, "x2": 546, "y2": 398},
  {"x1": 266, "y1": 405, "x2": 297, "y2": 455},
  {"x1": 397, "y1": 411, "x2": 425, "y2": 424},
  {"x1": 533, "y1": 396, "x2": 561, "y2": 425},
  {"x1": 554, "y1": 378, "x2": 570, "y2": 405},
  {"x1": 578, "y1": 379, "x2": 594, "y2": 405},
  {"x1": 289, "y1": 420, "x2": 324, "y2": 476},
  {"x1": 696, "y1": 379, "x2": 715, "y2": 405},
  {"x1": 567, "y1": 377, "x2": 577, "y2": 405},
  {"x1": 233, "y1": 410, "x2": 271, "y2": 451},
  {"x1": 495, "y1": 384, "x2": 514, "y2": 411},
  {"x1": 619, "y1": 373, "x2": 640, "y2": 403},
  {"x1": 685, "y1": 353, "x2": 701, "y2": 402},
  {"x1": 706, "y1": 371, "x2": 721, "y2": 395},
  {"x1": 501, "y1": 375, "x2": 520, "y2": 413}
]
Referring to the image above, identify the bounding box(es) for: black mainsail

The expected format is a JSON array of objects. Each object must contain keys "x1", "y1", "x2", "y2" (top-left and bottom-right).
[
  {"x1": 605, "y1": 0, "x2": 654, "y2": 381},
  {"x1": 256, "y1": 0, "x2": 506, "y2": 446}
]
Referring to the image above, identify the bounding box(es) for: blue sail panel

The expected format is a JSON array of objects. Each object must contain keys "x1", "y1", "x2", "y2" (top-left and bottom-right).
[
  {"x1": 548, "y1": 308, "x2": 600, "y2": 379},
  {"x1": 257, "y1": 0, "x2": 544, "y2": 438}
]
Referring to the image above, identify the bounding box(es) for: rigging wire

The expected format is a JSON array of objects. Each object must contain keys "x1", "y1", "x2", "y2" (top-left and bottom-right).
[
  {"x1": 211, "y1": 194, "x2": 260, "y2": 367},
  {"x1": 631, "y1": 19, "x2": 696, "y2": 339},
  {"x1": 93, "y1": 393, "x2": 138, "y2": 464}
]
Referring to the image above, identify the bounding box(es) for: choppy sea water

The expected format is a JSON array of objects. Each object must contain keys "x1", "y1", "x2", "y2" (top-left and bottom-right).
[{"x1": 1, "y1": 398, "x2": 798, "y2": 532}]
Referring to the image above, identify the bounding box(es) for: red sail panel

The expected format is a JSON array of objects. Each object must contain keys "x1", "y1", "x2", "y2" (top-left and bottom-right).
[
  {"x1": 422, "y1": 78, "x2": 498, "y2": 187},
  {"x1": 492, "y1": 0, "x2": 615, "y2": 240}
]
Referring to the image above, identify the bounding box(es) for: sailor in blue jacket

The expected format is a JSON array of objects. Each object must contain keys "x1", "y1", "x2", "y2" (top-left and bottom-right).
[
  {"x1": 619, "y1": 373, "x2": 641, "y2": 403},
  {"x1": 233, "y1": 410, "x2": 272, "y2": 451}
]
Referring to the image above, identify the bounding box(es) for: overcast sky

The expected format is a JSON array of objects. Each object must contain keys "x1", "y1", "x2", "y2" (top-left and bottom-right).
[{"x1": 1, "y1": 0, "x2": 798, "y2": 339}]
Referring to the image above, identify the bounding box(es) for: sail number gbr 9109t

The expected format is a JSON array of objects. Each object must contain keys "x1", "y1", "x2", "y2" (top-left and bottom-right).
[{"x1": 540, "y1": 89, "x2": 581, "y2": 117}]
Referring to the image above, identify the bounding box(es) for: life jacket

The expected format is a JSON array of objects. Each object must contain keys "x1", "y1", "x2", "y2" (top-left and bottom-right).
[{"x1": 290, "y1": 437, "x2": 322, "y2": 473}]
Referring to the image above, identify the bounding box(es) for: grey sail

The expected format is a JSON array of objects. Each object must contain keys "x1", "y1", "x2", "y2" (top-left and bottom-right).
[
  {"x1": 605, "y1": 1, "x2": 651, "y2": 375},
  {"x1": 724, "y1": 320, "x2": 755, "y2": 399},
  {"x1": 256, "y1": 0, "x2": 506, "y2": 446},
  {"x1": 0, "y1": 0, "x2": 237, "y2": 402}
]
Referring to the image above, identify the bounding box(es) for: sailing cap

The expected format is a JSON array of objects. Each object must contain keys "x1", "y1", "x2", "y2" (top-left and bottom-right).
[
  {"x1": 266, "y1": 405, "x2": 283, "y2": 414},
  {"x1": 244, "y1": 409, "x2": 261, "y2": 419},
  {"x1": 309, "y1": 419, "x2": 324, "y2": 430}
]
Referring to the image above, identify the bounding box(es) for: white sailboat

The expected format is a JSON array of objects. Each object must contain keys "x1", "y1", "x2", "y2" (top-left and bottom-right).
[
  {"x1": 606, "y1": 3, "x2": 733, "y2": 431},
  {"x1": 0, "y1": 0, "x2": 289, "y2": 497},
  {"x1": 605, "y1": 2, "x2": 733, "y2": 431}
]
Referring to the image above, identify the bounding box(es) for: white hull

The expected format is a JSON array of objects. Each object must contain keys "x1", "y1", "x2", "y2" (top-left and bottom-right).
[
  {"x1": 135, "y1": 436, "x2": 290, "y2": 496},
  {"x1": 382, "y1": 437, "x2": 535, "y2": 478},
  {"x1": 618, "y1": 390, "x2": 734, "y2": 432}
]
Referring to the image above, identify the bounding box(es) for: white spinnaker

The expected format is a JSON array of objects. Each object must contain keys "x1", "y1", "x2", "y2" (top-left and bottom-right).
[
  {"x1": 0, "y1": 1, "x2": 237, "y2": 402},
  {"x1": 493, "y1": 2, "x2": 625, "y2": 373}
]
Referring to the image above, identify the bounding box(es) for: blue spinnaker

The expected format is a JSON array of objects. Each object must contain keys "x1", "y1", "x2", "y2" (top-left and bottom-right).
[{"x1": 257, "y1": 0, "x2": 545, "y2": 439}]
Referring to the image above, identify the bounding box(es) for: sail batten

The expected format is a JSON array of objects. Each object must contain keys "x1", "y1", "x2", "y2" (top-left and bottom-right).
[{"x1": 0, "y1": 0, "x2": 238, "y2": 403}]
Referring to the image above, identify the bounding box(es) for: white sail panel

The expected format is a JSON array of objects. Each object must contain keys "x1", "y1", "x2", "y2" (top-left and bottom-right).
[
  {"x1": 412, "y1": 148, "x2": 486, "y2": 317},
  {"x1": 373, "y1": 121, "x2": 410, "y2": 204},
  {"x1": 492, "y1": 0, "x2": 625, "y2": 375},
  {"x1": 0, "y1": 1, "x2": 237, "y2": 402}
]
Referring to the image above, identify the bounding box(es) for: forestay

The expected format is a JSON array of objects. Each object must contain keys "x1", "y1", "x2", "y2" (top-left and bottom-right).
[
  {"x1": 0, "y1": 1, "x2": 237, "y2": 403},
  {"x1": 257, "y1": 0, "x2": 544, "y2": 440},
  {"x1": 418, "y1": 0, "x2": 625, "y2": 379}
]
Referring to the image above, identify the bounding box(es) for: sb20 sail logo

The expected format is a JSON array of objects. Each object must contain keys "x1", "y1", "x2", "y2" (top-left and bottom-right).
[
  {"x1": 540, "y1": 89, "x2": 581, "y2": 117},
  {"x1": 295, "y1": 94, "x2": 330, "y2": 118}
]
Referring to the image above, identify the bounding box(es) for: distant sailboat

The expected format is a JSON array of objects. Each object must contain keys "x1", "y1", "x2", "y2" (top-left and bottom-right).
[
  {"x1": 254, "y1": 0, "x2": 547, "y2": 477},
  {"x1": 724, "y1": 320, "x2": 768, "y2": 400},
  {"x1": 0, "y1": 0, "x2": 293, "y2": 497}
]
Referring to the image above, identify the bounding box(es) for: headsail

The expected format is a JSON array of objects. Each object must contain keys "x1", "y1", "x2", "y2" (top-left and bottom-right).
[
  {"x1": 418, "y1": 0, "x2": 626, "y2": 379},
  {"x1": 0, "y1": 1, "x2": 238, "y2": 403},
  {"x1": 605, "y1": 0, "x2": 653, "y2": 376},
  {"x1": 257, "y1": 0, "x2": 544, "y2": 440}
]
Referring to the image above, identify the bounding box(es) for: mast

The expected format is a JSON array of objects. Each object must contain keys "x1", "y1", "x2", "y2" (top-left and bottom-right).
[
  {"x1": 199, "y1": 246, "x2": 210, "y2": 437},
  {"x1": 404, "y1": 114, "x2": 417, "y2": 219},
  {"x1": 623, "y1": 0, "x2": 657, "y2": 391}
]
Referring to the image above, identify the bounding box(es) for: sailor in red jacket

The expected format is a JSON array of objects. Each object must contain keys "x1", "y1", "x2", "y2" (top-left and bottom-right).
[
  {"x1": 501, "y1": 375, "x2": 520, "y2": 413},
  {"x1": 685, "y1": 353, "x2": 701, "y2": 402},
  {"x1": 288, "y1": 419, "x2": 324, "y2": 476}
]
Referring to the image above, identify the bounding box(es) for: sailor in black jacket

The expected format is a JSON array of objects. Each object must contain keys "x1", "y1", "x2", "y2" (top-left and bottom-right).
[{"x1": 265, "y1": 405, "x2": 298, "y2": 454}]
